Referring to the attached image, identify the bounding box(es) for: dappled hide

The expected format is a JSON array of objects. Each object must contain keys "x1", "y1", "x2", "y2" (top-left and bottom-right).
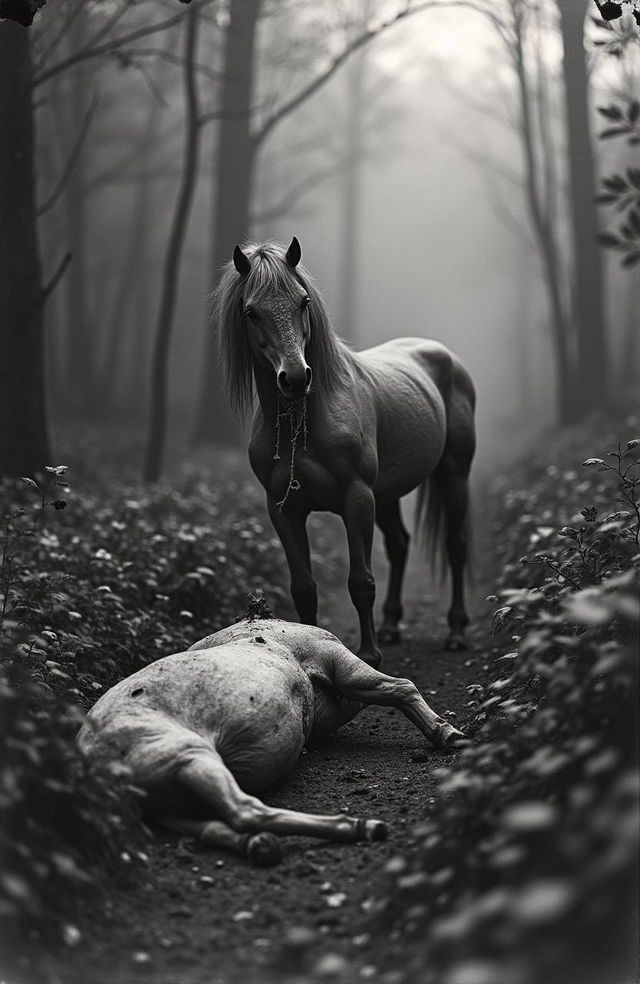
[{"x1": 77, "y1": 616, "x2": 464, "y2": 865}]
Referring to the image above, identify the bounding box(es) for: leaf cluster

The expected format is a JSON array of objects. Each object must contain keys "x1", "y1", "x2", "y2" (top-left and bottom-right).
[{"x1": 597, "y1": 102, "x2": 640, "y2": 267}]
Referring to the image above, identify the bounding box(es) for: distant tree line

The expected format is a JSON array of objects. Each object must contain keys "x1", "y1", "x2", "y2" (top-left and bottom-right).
[{"x1": 0, "y1": 0, "x2": 638, "y2": 479}]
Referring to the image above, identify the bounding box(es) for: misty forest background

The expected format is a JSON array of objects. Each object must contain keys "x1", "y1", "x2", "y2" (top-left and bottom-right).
[
  {"x1": 1, "y1": 2, "x2": 639, "y2": 981},
  {"x1": 1, "y1": 0, "x2": 639, "y2": 484}
]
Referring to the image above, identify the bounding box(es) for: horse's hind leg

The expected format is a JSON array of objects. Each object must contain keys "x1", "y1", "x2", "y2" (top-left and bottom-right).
[
  {"x1": 434, "y1": 396, "x2": 475, "y2": 651},
  {"x1": 322, "y1": 642, "x2": 465, "y2": 747},
  {"x1": 376, "y1": 500, "x2": 410, "y2": 644},
  {"x1": 175, "y1": 747, "x2": 387, "y2": 852},
  {"x1": 159, "y1": 817, "x2": 283, "y2": 867},
  {"x1": 342, "y1": 480, "x2": 383, "y2": 668}
]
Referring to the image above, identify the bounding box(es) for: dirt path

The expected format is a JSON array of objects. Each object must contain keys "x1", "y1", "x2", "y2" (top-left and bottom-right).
[{"x1": 42, "y1": 510, "x2": 489, "y2": 984}]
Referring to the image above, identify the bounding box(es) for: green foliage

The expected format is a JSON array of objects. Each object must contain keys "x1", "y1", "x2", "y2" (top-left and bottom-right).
[{"x1": 377, "y1": 425, "x2": 639, "y2": 984}]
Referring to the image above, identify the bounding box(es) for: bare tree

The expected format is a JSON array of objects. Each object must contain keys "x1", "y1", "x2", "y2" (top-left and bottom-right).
[
  {"x1": 0, "y1": 20, "x2": 50, "y2": 477},
  {"x1": 144, "y1": 1, "x2": 203, "y2": 483},
  {"x1": 338, "y1": 0, "x2": 373, "y2": 345},
  {"x1": 557, "y1": 0, "x2": 609, "y2": 418},
  {"x1": 456, "y1": 0, "x2": 609, "y2": 423},
  {"x1": 191, "y1": 0, "x2": 261, "y2": 447}
]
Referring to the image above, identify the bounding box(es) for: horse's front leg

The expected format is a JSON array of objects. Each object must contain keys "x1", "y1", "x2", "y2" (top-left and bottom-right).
[
  {"x1": 267, "y1": 498, "x2": 317, "y2": 624},
  {"x1": 342, "y1": 480, "x2": 382, "y2": 669}
]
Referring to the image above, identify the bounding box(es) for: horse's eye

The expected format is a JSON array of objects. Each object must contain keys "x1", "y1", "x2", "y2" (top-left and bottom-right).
[
  {"x1": 301, "y1": 297, "x2": 310, "y2": 310},
  {"x1": 245, "y1": 307, "x2": 256, "y2": 321}
]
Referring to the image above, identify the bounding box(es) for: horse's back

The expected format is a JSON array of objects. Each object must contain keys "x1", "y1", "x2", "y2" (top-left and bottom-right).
[{"x1": 78, "y1": 642, "x2": 315, "y2": 795}]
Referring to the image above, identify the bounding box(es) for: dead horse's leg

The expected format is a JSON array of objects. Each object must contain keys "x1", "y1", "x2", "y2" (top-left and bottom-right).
[
  {"x1": 170, "y1": 747, "x2": 387, "y2": 850},
  {"x1": 159, "y1": 817, "x2": 284, "y2": 867},
  {"x1": 323, "y1": 644, "x2": 465, "y2": 748}
]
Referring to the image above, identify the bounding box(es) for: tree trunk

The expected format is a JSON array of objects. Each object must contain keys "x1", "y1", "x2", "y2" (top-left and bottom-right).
[
  {"x1": 99, "y1": 135, "x2": 160, "y2": 413},
  {"x1": 512, "y1": 3, "x2": 577, "y2": 424},
  {"x1": 338, "y1": 1, "x2": 370, "y2": 346},
  {"x1": 143, "y1": 3, "x2": 201, "y2": 483},
  {"x1": 192, "y1": 0, "x2": 261, "y2": 446},
  {"x1": 0, "y1": 22, "x2": 51, "y2": 478},
  {"x1": 557, "y1": 0, "x2": 609, "y2": 418},
  {"x1": 63, "y1": 15, "x2": 94, "y2": 414}
]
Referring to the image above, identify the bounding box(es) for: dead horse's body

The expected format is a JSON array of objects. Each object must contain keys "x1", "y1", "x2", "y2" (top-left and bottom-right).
[{"x1": 77, "y1": 618, "x2": 463, "y2": 864}]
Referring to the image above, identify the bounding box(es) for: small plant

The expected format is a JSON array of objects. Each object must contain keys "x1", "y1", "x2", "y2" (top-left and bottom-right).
[
  {"x1": 519, "y1": 438, "x2": 640, "y2": 593},
  {"x1": 245, "y1": 590, "x2": 273, "y2": 621},
  {"x1": 0, "y1": 465, "x2": 69, "y2": 636}
]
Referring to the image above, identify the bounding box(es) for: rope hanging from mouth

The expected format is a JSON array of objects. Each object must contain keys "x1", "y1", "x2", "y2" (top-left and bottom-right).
[{"x1": 274, "y1": 393, "x2": 308, "y2": 511}]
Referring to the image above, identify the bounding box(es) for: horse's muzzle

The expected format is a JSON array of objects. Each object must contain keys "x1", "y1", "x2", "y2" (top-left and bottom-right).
[{"x1": 277, "y1": 366, "x2": 312, "y2": 400}]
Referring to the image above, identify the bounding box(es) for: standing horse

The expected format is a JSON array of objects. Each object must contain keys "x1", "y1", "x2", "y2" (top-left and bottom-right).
[
  {"x1": 77, "y1": 616, "x2": 465, "y2": 864},
  {"x1": 214, "y1": 238, "x2": 476, "y2": 666}
]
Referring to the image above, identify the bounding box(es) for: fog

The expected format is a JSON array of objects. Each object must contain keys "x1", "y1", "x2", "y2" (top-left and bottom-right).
[{"x1": 28, "y1": 0, "x2": 640, "y2": 474}]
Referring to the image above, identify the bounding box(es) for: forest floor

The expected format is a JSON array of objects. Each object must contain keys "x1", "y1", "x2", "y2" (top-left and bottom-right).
[{"x1": 29, "y1": 493, "x2": 494, "y2": 984}]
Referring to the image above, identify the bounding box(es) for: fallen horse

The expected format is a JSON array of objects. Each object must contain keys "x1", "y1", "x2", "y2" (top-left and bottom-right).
[{"x1": 78, "y1": 617, "x2": 464, "y2": 865}]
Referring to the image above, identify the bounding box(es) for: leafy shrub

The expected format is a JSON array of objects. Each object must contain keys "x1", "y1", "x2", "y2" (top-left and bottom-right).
[
  {"x1": 375, "y1": 424, "x2": 639, "y2": 984},
  {"x1": 0, "y1": 461, "x2": 290, "y2": 704},
  {"x1": 0, "y1": 650, "x2": 147, "y2": 964},
  {"x1": 0, "y1": 453, "x2": 295, "y2": 956}
]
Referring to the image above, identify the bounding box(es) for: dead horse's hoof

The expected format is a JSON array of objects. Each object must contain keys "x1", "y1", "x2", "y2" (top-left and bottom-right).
[
  {"x1": 435, "y1": 723, "x2": 470, "y2": 750},
  {"x1": 244, "y1": 832, "x2": 283, "y2": 866},
  {"x1": 444, "y1": 634, "x2": 468, "y2": 652}
]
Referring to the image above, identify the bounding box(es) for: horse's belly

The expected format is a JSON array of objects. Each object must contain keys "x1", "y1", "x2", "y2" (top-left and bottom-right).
[
  {"x1": 214, "y1": 669, "x2": 312, "y2": 793},
  {"x1": 374, "y1": 402, "x2": 446, "y2": 501},
  {"x1": 360, "y1": 344, "x2": 449, "y2": 502},
  {"x1": 79, "y1": 644, "x2": 315, "y2": 796}
]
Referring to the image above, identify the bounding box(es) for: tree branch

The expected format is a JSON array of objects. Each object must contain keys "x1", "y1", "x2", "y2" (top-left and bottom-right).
[
  {"x1": 252, "y1": 159, "x2": 348, "y2": 224},
  {"x1": 253, "y1": 0, "x2": 474, "y2": 148},
  {"x1": 38, "y1": 251, "x2": 72, "y2": 309},
  {"x1": 32, "y1": 5, "x2": 199, "y2": 88},
  {"x1": 36, "y1": 92, "x2": 98, "y2": 217}
]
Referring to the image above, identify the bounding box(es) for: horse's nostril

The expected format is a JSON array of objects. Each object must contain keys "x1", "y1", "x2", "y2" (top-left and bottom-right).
[{"x1": 278, "y1": 370, "x2": 292, "y2": 392}]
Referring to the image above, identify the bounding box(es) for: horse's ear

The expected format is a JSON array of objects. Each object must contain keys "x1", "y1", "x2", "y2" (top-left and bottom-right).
[
  {"x1": 285, "y1": 237, "x2": 301, "y2": 269},
  {"x1": 233, "y1": 245, "x2": 252, "y2": 277}
]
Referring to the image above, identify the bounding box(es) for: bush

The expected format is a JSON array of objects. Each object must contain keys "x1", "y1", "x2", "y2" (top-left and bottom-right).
[
  {"x1": 0, "y1": 651, "x2": 147, "y2": 962},
  {"x1": 0, "y1": 455, "x2": 293, "y2": 955},
  {"x1": 375, "y1": 425, "x2": 639, "y2": 984}
]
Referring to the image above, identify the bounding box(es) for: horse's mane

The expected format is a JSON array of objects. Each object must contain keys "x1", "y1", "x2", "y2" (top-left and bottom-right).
[{"x1": 212, "y1": 240, "x2": 352, "y2": 418}]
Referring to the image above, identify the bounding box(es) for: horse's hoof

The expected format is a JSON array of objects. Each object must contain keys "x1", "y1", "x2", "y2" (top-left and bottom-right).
[
  {"x1": 357, "y1": 819, "x2": 388, "y2": 842},
  {"x1": 245, "y1": 832, "x2": 283, "y2": 866},
  {"x1": 444, "y1": 634, "x2": 468, "y2": 652},
  {"x1": 377, "y1": 624, "x2": 401, "y2": 645},
  {"x1": 435, "y1": 723, "x2": 470, "y2": 750}
]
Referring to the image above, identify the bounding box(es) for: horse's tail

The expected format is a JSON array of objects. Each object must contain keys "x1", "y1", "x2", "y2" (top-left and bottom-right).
[
  {"x1": 414, "y1": 478, "x2": 448, "y2": 584},
  {"x1": 414, "y1": 477, "x2": 475, "y2": 584}
]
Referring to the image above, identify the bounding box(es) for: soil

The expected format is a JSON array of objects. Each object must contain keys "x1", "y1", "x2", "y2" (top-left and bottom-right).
[{"x1": 20, "y1": 510, "x2": 492, "y2": 984}]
